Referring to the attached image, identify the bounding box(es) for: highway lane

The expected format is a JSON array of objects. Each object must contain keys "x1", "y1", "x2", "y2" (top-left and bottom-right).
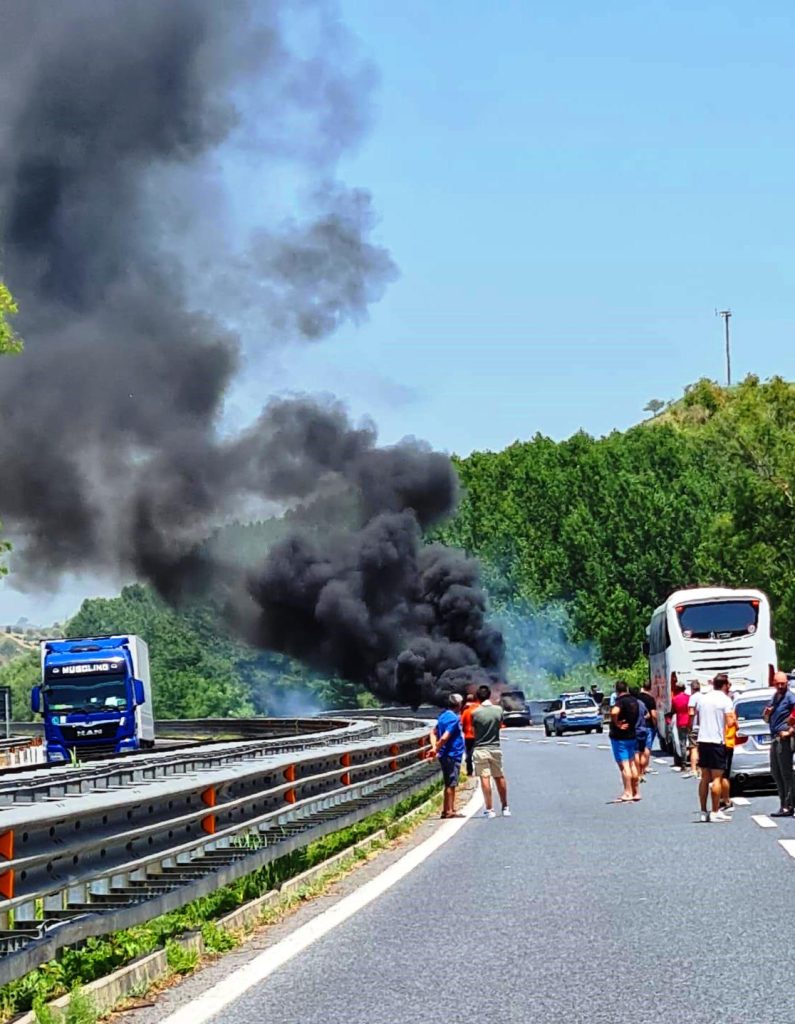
[{"x1": 152, "y1": 731, "x2": 795, "y2": 1024}]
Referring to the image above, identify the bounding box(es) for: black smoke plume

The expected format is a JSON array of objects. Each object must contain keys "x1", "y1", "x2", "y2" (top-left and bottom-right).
[{"x1": 0, "y1": 0, "x2": 503, "y2": 704}]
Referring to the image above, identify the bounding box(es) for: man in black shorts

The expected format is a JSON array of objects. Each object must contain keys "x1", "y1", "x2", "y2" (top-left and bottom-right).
[{"x1": 695, "y1": 677, "x2": 736, "y2": 823}]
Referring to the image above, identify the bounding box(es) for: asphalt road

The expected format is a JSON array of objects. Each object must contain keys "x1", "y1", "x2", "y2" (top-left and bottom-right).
[{"x1": 152, "y1": 730, "x2": 795, "y2": 1024}]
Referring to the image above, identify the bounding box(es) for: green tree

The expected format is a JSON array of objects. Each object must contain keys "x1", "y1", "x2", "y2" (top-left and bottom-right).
[
  {"x1": 0, "y1": 280, "x2": 21, "y2": 355},
  {"x1": 0, "y1": 279, "x2": 21, "y2": 574}
]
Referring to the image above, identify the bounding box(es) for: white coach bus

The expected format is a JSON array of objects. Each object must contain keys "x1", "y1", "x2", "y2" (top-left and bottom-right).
[{"x1": 645, "y1": 587, "x2": 777, "y2": 751}]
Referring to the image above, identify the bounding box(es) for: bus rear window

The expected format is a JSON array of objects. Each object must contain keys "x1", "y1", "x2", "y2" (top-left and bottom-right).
[{"x1": 676, "y1": 601, "x2": 759, "y2": 639}]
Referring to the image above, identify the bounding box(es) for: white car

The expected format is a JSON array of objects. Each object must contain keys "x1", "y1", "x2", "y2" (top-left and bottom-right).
[{"x1": 731, "y1": 688, "x2": 777, "y2": 792}]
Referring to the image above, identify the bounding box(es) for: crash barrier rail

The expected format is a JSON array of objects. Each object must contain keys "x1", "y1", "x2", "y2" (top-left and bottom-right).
[
  {"x1": 0, "y1": 716, "x2": 436, "y2": 986},
  {"x1": 0, "y1": 718, "x2": 391, "y2": 802}
]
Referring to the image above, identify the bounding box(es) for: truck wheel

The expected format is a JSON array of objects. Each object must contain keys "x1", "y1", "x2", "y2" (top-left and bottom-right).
[
  {"x1": 555, "y1": 726, "x2": 564, "y2": 737},
  {"x1": 596, "y1": 725, "x2": 604, "y2": 734},
  {"x1": 544, "y1": 723, "x2": 552, "y2": 737}
]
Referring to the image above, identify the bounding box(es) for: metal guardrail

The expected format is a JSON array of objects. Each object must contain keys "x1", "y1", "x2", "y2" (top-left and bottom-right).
[
  {"x1": 0, "y1": 719, "x2": 383, "y2": 803},
  {"x1": 0, "y1": 716, "x2": 436, "y2": 986}
]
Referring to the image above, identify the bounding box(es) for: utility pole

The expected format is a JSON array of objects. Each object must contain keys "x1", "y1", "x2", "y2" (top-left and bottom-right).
[{"x1": 716, "y1": 308, "x2": 732, "y2": 387}]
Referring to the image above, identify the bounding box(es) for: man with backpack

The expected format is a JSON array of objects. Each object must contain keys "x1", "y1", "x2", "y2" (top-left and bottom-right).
[{"x1": 609, "y1": 681, "x2": 640, "y2": 802}]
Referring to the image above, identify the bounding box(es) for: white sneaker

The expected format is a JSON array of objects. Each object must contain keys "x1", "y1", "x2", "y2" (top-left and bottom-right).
[
  {"x1": 482, "y1": 809, "x2": 496, "y2": 818},
  {"x1": 699, "y1": 811, "x2": 710, "y2": 823},
  {"x1": 681, "y1": 771, "x2": 694, "y2": 779},
  {"x1": 502, "y1": 807, "x2": 512, "y2": 817},
  {"x1": 671, "y1": 766, "x2": 682, "y2": 772},
  {"x1": 712, "y1": 810, "x2": 732, "y2": 822}
]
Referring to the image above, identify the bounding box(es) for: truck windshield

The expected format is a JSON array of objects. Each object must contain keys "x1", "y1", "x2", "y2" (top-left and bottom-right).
[
  {"x1": 676, "y1": 601, "x2": 760, "y2": 639},
  {"x1": 44, "y1": 676, "x2": 128, "y2": 713}
]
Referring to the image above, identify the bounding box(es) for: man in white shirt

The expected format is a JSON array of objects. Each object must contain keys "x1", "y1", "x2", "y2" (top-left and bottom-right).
[{"x1": 695, "y1": 675, "x2": 736, "y2": 823}]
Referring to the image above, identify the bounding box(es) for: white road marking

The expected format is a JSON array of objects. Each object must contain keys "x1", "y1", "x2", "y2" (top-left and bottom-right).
[
  {"x1": 654, "y1": 758, "x2": 668, "y2": 764},
  {"x1": 752, "y1": 814, "x2": 777, "y2": 829},
  {"x1": 731, "y1": 797, "x2": 751, "y2": 806},
  {"x1": 556, "y1": 741, "x2": 570, "y2": 746},
  {"x1": 577, "y1": 743, "x2": 589, "y2": 748},
  {"x1": 597, "y1": 744, "x2": 610, "y2": 750},
  {"x1": 156, "y1": 789, "x2": 483, "y2": 1024},
  {"x1": 779, "y1": 840, "x2": 795, "y2": 858}
]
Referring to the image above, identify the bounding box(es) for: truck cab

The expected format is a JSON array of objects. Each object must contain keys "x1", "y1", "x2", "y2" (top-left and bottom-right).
[{"x1": 32, "y1": 635, "x2": 154, "y2": 762}]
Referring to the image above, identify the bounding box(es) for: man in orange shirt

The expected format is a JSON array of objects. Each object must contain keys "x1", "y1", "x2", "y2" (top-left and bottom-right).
[{"x1": 460, "y1": 692, "x2": 480, "y2": 776}]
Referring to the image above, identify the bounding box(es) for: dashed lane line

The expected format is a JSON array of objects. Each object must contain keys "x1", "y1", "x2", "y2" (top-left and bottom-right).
[
  {"x1": 731, "y1": 796, "x2": 751, "y2": 806},
  {"x1": 597, "y1": 744, "x2": 610, "y2": 749},
  {"x1": 779, "y1": 840, "x2": 795, "y2": 858},
  {"x1": 752, "y1": 814, "x2": 777, "y2": 829}
]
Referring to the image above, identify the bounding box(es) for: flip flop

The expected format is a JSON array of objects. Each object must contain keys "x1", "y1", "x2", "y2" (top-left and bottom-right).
[
  {"x1": 446, "y1": 812, "x2": 466, "y2": 818},
  {"x1": 632, "y1": 795, "x2": 642, "y2": 801}
]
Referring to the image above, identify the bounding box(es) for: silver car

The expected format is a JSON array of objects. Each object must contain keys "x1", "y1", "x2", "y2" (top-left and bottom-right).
[{"x1": 731, "y1": 689, "x2": 776, "y2": 792}]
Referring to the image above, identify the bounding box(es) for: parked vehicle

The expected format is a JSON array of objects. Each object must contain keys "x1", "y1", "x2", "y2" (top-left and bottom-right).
[
  {"x1": 499, "y1": 688, "x2": 532, "y2": 727},
  {"x1": 645, "y1": 587, "x2": 777, "y2": 755},
  {"x1": 543, "y1": 694, "x2": 603, "y2": 736},
  {"x1": 32, "y1": 635, "x2": 154, "y2": 762},
  {"x1": 730, "y1": 687, "x2": 779, "y2": 793}
]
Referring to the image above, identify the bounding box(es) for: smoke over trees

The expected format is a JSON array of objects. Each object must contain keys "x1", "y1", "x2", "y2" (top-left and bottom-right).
[{"x1": 0, "y1": 0, "x2": 504, "y2": 704}]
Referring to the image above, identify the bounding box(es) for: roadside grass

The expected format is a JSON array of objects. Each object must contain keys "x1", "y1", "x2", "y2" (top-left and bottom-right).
[{"x1": 0, "y1": 781, "x2": 443, "y2": 1022}]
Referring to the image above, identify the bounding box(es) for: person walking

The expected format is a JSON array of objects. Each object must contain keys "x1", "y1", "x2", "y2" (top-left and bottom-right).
[
  {"x1": 670, "y1": 681, "x2": 690, "y2": 770},
  {"x1": 460, "y1": 692, "x2": 480, "y2": 777},
  {"x1": 430, "y1": 693, "x2": 465, "y2": 818},
  {"x1": 695, "y1": 675, "x2": 735, "y2": 823},
  {"x1": 639, "y1": 682, "x2": 658, "y2": 760},
  {"x1": 762, "y1": 671, "x2": 795, "y2": 817},
  {"x1": 630, "y1": 686, "x2": 649, "y2": 783},
  {"x1": 609, "y1": 681, "x2": 640, "y2": 802},
  {"x1": 472, "y1": 684, "x2": 510, "y2": 818}
]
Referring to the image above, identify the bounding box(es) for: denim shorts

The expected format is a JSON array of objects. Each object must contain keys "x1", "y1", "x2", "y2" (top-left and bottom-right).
[
  {"x1": 611, "y1": 738, "x2": 637, "y2": 764},
  {"x1": 438, "y1": 755, "x2": 461, "y2": 788}
]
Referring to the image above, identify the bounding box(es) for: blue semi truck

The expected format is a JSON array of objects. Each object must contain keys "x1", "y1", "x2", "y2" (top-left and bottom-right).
[{"x1": 32, "y1": 635, "x2": 154, "y2": 762}]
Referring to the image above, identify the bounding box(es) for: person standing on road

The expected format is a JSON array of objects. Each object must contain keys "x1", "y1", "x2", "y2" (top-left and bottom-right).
[
  {"x1": 639, "y1": 682, "x2": 658, "y2": 760},
  {"x1": 630, "y1": 686, "x2": 649, "y2": 784},
  {"x1": 609, "y1": 681, "x2": 640, "y2": 802},
  {"x1": 683, "y1": 681, "x2": 702, "y2": 780},
  {"x1": 718, "y1": 675, "x2": 736, "y2": 812},
  {"x1": 430, "y1": 693, "x2": 465, "y2": 819},
  {"x1": 472, "y1": 684, "x2": 510, "y2": 818},
  {"x1": 762, "y1": 671, "x2": 795, "y2": 817},
  {"x1": 670, "y1": 682, "x2": 690, "y2": 771},
  {"x1": 460, "y1": 692, "x2": 480, "y2": 777},
  {"x1": 635, "y1": 684, "x2": 659, "y2": 778},
  {"x1": 696, "y1": 676, "x2": 735, "y2": 823}
]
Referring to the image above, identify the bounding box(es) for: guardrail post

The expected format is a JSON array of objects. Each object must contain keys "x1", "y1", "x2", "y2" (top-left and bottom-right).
[
  {"x1": 0, "y1": 829, "x2": 13, "y2": 900},
  {"x1": 14, "y1": 901, "x2": 36, "y2": 924},
  {"x1": 201, "y1": 785, "x2": 217, "y2": 834},
  {"x1": 68, "y1": 883, "x2": 87, "y2": 905},
  {"x1": 43, "y1": 891, "x2": 64, "y2": 914},
  {"x1": 284, "y1": 764, "x2": 297, "y2": 803}
]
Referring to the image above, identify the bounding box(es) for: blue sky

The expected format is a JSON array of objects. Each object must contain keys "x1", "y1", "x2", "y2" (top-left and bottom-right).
[
  {"x1": 4, "y1": 0, "x2": 795, "y2": 623},
  {"x1": 261, "y1": 0, "x2": 795, "y2": 455}
]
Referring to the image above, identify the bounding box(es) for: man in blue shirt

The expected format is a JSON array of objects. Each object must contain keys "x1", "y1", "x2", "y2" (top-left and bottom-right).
[
  {"x1": 431, "y1": 693, "x2": 465, "y2": 818},
  {"x1": 763, "y1": 672, "x2": 795, "y2": 817}
]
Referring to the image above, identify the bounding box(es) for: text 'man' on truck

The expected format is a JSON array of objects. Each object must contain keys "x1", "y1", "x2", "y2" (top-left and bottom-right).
[{"x1": 32, "y1": 635, "x2": 154, "y2": 762}]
